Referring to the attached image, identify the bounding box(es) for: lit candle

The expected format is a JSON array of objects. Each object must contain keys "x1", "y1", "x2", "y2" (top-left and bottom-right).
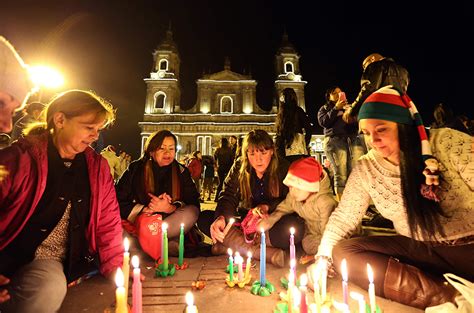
[
  {"x1": 350, "y1": 291, "x2": 366, "y2": 313},
  {"x1": 178, "y1": 223, "x2": 185, "y2": 266},
  {"x1": 228, "y1": 248, "x2": 234, "y2": 282},
  {"x1": 288, "y1": 270, "x2": 294, "y2": 313},
  {"x1": 162, "y1": 223, "x2": 169, "y2": 270},
  {"x1": 115, "y1": 267, "x2": 128, "y2": 313},
  {"x1": 185, "y1": 291, "x2": 198, "y2": 313},
  {"x1": 223, "y1": 218, "x2": 235, "y2": 237},
  {"x1": 244, "y1": 251, "x2": 252, "y2": 281},
  {"x1": 367, "y1": 264, "x2": 376, "y2": 313},
  {"x1": 341, "y1": 259, "x2": 349, "y2": 305},
  {"x1": 131, "y1": 255, "x2": 142, "y2": 313},
  {"x1": 122, "y1": 238, "x2": 130, "y2": 303},
  {"x1": 320, "y1": 260, "x2": 327, "y2": 301},
  {"x1": 235, "y1": 252, "x2": 244, "y2": 281},
  {"x1": 259, "y1": 228, "x2": 266, "y2": 286},
  {"x1": 299, "y1": 274, "x2": 308, "y2": 313},
  {"x1": 289, "y1": 227, "x2": 296, "y2": 266},
  {"x1": 311, "y1": 264, "x2": 321, "y2": 307}
]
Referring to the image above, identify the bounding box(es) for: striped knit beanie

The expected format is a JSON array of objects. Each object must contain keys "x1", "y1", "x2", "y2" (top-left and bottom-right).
[{"x1": 359, "y1": 86, "x2": 440, "y2": 199}]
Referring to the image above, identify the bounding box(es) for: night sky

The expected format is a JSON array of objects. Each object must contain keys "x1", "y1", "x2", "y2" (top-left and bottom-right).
[{"x1": 2, "y1": 0, "x2": 473, "y2": 157}]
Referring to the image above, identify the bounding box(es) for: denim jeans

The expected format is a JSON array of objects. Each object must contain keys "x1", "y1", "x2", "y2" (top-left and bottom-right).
[{"x1": 323, "y1": 134, "x2": 367, "y2": 195}]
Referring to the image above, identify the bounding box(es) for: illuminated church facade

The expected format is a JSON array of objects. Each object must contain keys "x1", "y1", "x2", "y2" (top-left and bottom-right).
[{"x1": 139, "y1": 28, "x2": 324, "y2": 158}]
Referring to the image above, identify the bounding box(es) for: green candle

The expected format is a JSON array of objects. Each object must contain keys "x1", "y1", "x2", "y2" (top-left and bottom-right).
[
  {"x1": 163, "y1": 223, "x2": 168, "y2": 270},
  {"x1": 178, "y1": 223, "x2": 184, "y2": 266},
  {"x1": 228, "y1": 248, "x2": 234, "y2": 282}
]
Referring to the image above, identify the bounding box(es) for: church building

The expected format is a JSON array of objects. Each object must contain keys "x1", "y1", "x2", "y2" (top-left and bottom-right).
[{"x1": 139, "y1": 27, "x2": 312, "y2": 158}]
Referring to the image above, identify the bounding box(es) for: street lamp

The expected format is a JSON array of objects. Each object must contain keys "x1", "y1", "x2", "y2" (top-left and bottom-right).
[{"x1": 29, "y1": 65, "x2": 64, "y2": 101}]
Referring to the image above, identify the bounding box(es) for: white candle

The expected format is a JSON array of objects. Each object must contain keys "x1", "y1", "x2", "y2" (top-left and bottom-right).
[
  {"x1": 185, "y1": 291, "x2": 198, "y2": 313},
  {"x1": 341, "y1": 259, "x2": 349, "y2": 305},
  {"x1": 122, "y1": 238, "x2": 130, "y2": 304},
  {"x1": 332, "y1": 300, "x2": 350, "y2": 313},
  {"x1": 131, "y1": 255, "x2": 142, "y2": 313},
  {"x1": 350, "y1": 291, "x2": 366, "y2": 313},
  {"x1": 311, "y1": 264, "x2": 321, "y2": 306},
  {"x1": 320, "y1": 260, "x2": 327, "y2": 301},
  {"x1": 367, "y1": 264, "x2": 376, "y2": 313},
  {"x1": 234, "y1": 252, "x2": 244, "y2": 281},
  {"x1": 222, "y1": 218, "x2": 235, "y2": 237}
]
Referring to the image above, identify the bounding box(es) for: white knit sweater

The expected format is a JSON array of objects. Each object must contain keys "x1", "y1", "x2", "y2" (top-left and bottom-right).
[{"x1": 318, "y1": 128, "x2": 474, "y2": 257}]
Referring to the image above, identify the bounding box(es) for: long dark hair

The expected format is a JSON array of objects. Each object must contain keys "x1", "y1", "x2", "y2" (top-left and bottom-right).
[
  {"x1": 239, "y1": 130, "x2": 280, "y2": 207},
  {"x1": 398, "y1": 123, "x2": 446, "y2": 240},
  {"x1": 275, "y1": 88, "x2": 298, "y2": 156},
  {"x1": 142, "y1": 130, "x2": 178, "y2": 196}
]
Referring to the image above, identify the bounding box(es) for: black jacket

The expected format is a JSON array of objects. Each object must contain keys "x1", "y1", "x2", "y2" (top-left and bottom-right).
[
  {"x1": 349, "y1": 57, "x2": 410, "y2": 118},
  {"x1": 115, "y1": 159, "x2": 200, "y2": 219},
  {"x1": 214, "y1": 158, "x2": 289, "y2": 221}
]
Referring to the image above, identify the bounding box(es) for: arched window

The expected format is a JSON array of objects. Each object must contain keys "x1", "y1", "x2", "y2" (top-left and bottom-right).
[
  {"x1": 159, "y1": 59, "x2": 168, "y2": 71},
  {"x1": 284, "y1": 61, "x2": 294, "y2": 73},
  {"x1": 220, "y1": 96, "x2": 233, "y2": 113},
  {"x1": 154, "y1": 92, "x2": 166, "y2": 109}
]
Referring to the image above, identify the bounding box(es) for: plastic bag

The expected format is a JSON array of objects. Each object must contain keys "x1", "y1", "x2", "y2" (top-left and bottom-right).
[
  {"x1": 135, "y1": 213, "x2": 163, "y2": 260},
  {"x1": 425, "y1": 273, "x2": 474, "y2": 313}
]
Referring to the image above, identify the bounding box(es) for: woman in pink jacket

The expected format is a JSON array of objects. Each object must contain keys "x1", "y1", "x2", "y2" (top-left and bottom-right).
[{"x1": 0, "y1": 90, "x2": 124, "y2": 313}]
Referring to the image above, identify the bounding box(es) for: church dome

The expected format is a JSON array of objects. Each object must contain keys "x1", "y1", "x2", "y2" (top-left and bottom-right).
[
  {"x1": 155, "y1": 28, "x2": 178, "y2": 54},
  {"x1": 277, "y1": 31, "x2": 297, "y2": 54}
]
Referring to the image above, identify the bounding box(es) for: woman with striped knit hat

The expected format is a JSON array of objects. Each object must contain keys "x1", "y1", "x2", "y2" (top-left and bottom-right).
[{"x1": 308, "y1": 86, "x2": 473, "y2": 309}]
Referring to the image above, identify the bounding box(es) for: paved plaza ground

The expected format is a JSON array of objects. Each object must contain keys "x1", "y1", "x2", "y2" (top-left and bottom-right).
[{"x1": 59, "y1": 200, "x2": 422, "y2": 313}]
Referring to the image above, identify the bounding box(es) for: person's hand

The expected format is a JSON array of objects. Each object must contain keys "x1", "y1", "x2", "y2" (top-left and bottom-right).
[
  {"x1": 0, "y1": 274, "x2": 11, "y2": 303},
  {"x1": 148, "y1": 193, "x2": 175, "y2": 214},
  {"x1": 257, "y1": 218, "x2": 271, "y2": 232},
  {"x1": 306, "y1": 256, "x2": 336, "y2": 289},
  {"x1": 255, "y1": 204, "x2": 269, "y2": 217},
  {"x1": 210, "y1": 216, "x2": 226, "y2": 243},
  {"x1": 335, "y1": 98, "x2": 347, "y2": 110},
  {"x1": 342, "y1": 109, "x2": 357, "y2": 124},
  {"x1": 0, "y1": 165, "x2": 8, "y2": 183}
]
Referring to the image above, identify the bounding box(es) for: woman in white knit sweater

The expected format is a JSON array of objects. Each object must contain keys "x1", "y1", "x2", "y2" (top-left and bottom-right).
[{"x1": 309, "y1": 86, "x2": 474, "y2": 309}]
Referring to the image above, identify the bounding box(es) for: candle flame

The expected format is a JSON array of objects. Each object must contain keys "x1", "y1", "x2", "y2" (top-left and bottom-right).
[
  {"x1": 131, "y1": 255, "x2": 139, "y2": 268},
  {"x1": 123, "y1": 237, "x2": 130, "y2": 252},
  {"x1": 350, "y1": 291, "x2": 364, "y2": 301},
  {"x1": 229, "y1": 218, "x2": 235, "y2": 224},
  {"x1": 290, "y1": 227, "x2": 295, "y2": 235},
  {"x1": 300, "y1": 273, "x2": 308, "y2": 286},
  {"x1": 247, "y1": 251, "x2": 252, "y2": 258},
  {"x1": 341, "y1": 258, "x2": 348, "y2": 282},
  {"x1": 180, "y1": 223, "x2": 184, "y2": 227},
  {"x1": 115, "y1": 267, "x2": 124, "y2": 287},
  {"x1": 260, "y1": 227, "x2": 264, "y2": 233},
  {"x1": 185, "y1": 291, "x2": 194, "y2": 306},
  {"x1": 162, "y1": 223, "x2": 168, "y2": 231},
  {"x1": 227, "y1": 248, "x2": 233, "y2": 256},
  {"x1": 367, "y1": 264, "x2": 374, "y2": 283}
]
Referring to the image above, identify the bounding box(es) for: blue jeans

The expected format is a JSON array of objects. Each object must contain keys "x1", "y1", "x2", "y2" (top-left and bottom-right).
[
  {"x1": 323, "y1": 135, "x2": 366, "y2": 195},
  {"x1": 0, "y1": 259, "x2": 67, "y2": 313}
]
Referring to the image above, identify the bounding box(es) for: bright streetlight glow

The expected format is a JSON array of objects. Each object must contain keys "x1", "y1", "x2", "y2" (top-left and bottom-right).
[{"x1": 29, "y1": 65, "x2": 65, "y2": 89}]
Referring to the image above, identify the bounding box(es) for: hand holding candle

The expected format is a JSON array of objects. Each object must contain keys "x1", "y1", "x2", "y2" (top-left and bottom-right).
[
  {"x1": 367, "y1": 264, "x2": 376, "y2": 313},
  {"x1": 222, "y1": 218, "x2": 235, "y2": 237},
  {"x1": 131, "y1": 255, "x2": 142, "y2": 313},
  {"x1": 115, "y1": 267, "x2": 128, "y2": 313}
]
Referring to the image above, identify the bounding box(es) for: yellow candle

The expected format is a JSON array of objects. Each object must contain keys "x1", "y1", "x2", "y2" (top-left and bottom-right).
[
  {"x1": 244, "y1": 251, "x2": 252, "y2": 280},
  {"x1": 185, "y1": 291, "x2": 198, "y2": 313},
  {"x1": 115, "y1": 267, "x2": 128, "y2": 313},
  {"x1": 367, "y1": 264, "x2": 376, "y2": 313},
  {"x1": 122, "y1": 238, "x2": 130, "y2": 303},
  {"x1": 350, "y1": 291, "x2": 366, "y2": 313}
]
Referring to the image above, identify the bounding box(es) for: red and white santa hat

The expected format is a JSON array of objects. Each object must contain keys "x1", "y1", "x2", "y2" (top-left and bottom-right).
[{"x1": 283, "y1": 157, "x2": 323, "y2": 192}]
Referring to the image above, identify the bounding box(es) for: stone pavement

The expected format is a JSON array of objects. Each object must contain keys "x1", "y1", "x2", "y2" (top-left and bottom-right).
[{"x1": 59, "y1": 200, "x2": 422, "y2": 313}]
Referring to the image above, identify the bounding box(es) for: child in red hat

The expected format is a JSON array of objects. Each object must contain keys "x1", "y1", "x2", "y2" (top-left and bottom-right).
[{"x1": 259, "y1": 157, "x2": 337, "y2": 255}]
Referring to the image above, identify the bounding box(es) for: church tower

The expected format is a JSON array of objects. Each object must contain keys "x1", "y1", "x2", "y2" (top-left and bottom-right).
[
  {"x1": 274, "y1": 31, "x2": 307, "y2": 110},
  {"x1": 144, "y1": 26, "x2": 182, "y2": 114}
]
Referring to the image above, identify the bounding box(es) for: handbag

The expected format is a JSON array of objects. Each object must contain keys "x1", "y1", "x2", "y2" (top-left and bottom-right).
[
  {"x1": 122, "y1": 212, "x2": 163, "y2": 260},
  {"x1": 426, "y1": 273, "x2": 474, "y2": 313},
  {"x1": 240, "y1": 207, "x2": 264, "y2": 244}
]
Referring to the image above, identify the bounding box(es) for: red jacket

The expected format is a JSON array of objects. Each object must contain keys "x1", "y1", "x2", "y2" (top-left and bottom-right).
[
  {"x1": 187, "y1": 158, "x2": 202, "y2": 180},
  {"x1": 0, "y1": 133, "x2": 123, "y2": 277}
]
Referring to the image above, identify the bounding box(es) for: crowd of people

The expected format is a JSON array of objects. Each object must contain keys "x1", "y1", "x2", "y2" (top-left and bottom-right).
[{"x1": 1, "y1": 34, "x2": 473, "y2": 313}]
